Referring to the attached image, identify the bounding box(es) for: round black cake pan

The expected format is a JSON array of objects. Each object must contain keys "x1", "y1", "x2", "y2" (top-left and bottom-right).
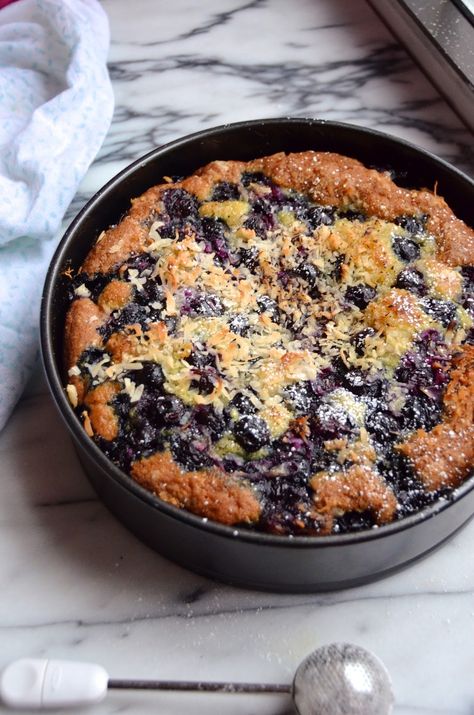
[{"x1": 41, "y1": 118, "x2": 474, "y2": 592}]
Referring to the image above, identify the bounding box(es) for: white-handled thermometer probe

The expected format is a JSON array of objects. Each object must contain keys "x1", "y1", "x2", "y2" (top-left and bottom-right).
[{"x1": 0, "y1": 643, "x2": 394, "y2": 714}]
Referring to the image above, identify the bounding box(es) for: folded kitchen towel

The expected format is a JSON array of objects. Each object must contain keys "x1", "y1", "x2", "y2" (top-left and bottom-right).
[{"x1": 0, "y1": 0, "x2": 114, "y2": 430}]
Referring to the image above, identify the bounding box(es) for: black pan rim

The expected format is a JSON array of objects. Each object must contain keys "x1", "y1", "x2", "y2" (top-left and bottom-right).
[{"x1": 40, "y1": 116, "x2": 474, "y2": 550}]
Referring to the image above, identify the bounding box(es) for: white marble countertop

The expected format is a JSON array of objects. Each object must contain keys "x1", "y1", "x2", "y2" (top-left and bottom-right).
[{"x1": 1, "y1": 1, "x2": 474, "y2": 714}]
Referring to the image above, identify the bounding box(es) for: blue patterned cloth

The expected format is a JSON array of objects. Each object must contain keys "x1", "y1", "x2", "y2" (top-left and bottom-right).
[{"x1": 0, "y1": 0, "x2": 114, "y2": 430}]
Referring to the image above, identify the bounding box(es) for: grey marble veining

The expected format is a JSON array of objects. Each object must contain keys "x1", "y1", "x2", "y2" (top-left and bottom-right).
[{"x1": 1, "y1": 1, "x2": 474, "y2": 714}]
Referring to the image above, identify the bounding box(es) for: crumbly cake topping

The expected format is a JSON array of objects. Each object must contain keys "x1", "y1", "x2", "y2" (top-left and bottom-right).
[{"x1": 64, "y1": 152, "x2": 474, "y2": 535}]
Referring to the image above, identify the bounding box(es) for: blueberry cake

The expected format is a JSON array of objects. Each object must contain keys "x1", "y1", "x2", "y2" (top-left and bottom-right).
[{"x1": 64, "y1": 151, "x2": 474, "y2": 535}]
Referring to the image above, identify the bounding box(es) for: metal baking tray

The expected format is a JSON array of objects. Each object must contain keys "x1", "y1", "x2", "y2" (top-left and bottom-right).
[{"x1": 367, "y1": 0, "x2": 474, "y2": 132}]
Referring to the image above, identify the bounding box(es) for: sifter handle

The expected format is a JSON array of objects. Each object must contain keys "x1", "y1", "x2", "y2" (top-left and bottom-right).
[{"x1": 0, "y1": 658, "x2": 108, "y2": 710}]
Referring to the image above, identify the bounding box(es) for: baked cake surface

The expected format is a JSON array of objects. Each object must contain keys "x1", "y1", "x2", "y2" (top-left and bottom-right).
[{"x1": 64, "y1": 151, "x2": 474, "y2": 535}]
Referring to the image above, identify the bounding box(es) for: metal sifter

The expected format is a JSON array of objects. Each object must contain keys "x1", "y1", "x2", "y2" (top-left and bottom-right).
[{"x1": 0, "y1": 642, "x2": 394, "y2": 713}]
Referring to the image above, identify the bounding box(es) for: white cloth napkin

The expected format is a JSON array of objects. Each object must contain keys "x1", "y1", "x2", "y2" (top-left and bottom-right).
[{"x1": 0, "y1": 0, "x2": 114, "y2": 430}]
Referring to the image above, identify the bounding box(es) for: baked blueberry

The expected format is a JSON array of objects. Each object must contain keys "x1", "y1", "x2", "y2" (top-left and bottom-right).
[
  {"x1": 170, "y1": 430, "x2": 212, "y2": 471},
  {"x1": 313, "y1": 402, "x2": 357, "y2": 441},
  {"x1": 295, "y1": 262, "x2": 320, "y2": 285},
  {"x1": 311, "y1": 367, "x2": 342, "y2": 398},
  {"x1": 237, "y1": 246, "x2": 259, "y2": 270},
  {"x1": 345, "y1": 283, "x2": 376, "y2": 309},
  {"x1": 365, "y1": 407, "x2": 400, "y2": 445},
  {"x1": 351, "y1": 328, "x2": 376, "y2": 356},
  {"x1": 394, "y1": 214, "x2": 426, "y2": 235},
  {"x1": 421, "y1": 298, "x2": 457, "y2": 327},
  {"x1": 126, "y1": 252, "x2": 156, "y2": 274},
  {"x1": 284, "y1": 381, "x2": 317, "y2": 414},
  {"x1": 228, "y1": 314, "x2": 250, "y2": 336},
  {"x1": 394, "y1": 331, "x2": 450, "y2": 391},
  {"x1": 136, "y1": 362, "x2": 165, "y2": 390},
  {"x1": 261, "y1": 480, "x2": 313, "y2": 532},
  {"x1": 193, "y1": 405, "x2": 229, "y2": 442},
  {"x1": 200, "y1": 217, "x2": 230, "y2": 263},
  {"x1": 342, "y1": 369, "x2": 369, "y2": 395},
  {"x1": 338, "y1": 209, "x2": 366, "y2": 222},
  {"x1": 306, "y1": 205, "x2": 335, "y2": 227},
  {"x1": 131, "y1": 420, "x2": 163, "y2": 451},
  {"x1": 190, "y1": 367, "x2": 218, "y2": 396},
  {"x1": 229, "y1": 392, "x2": 257, "y2": 416},
  {"x1": 244, "y1": 200, "x2": 274, "y2": 236},
  {"x1": 185, "y1": 293, "x2": 224, "y2": 318},
  {"x1": 95, "y1": 437, "x2": 135, "y2": 472},
  {"x1": 392, "y1": 235, "x2": 420, "y2": 262},
  {"x1": 401, "y1": 393, "x2": 441, "y2": 431},
  {"x1": 109, "y1": 302, "x2": 150, "y2": 333},
  {"x1": 234, "y1": 415, "x2": 271, "y2": 452},
  {"x1": 163, "y1": 188, "x2": 199, "y2": 220},
  {"x1": 186, "y1": 350, "x2": 217, "y2": 369},
  {"x1": 134, "y1": 279, "x2": 164, "y2": 307},
  {"x1": 151, "y1": 394, "x2": 186, "y2": 426},
  {"x1": 257, "y1": 294, "x2": 280, "y2": 322},
  {"x1": 211, "y1": 181, "x2": 240, "y2": 201},
  {"x1": 395, "y1": 267, "x2": 426, "y2": 295},
  {"x1": 294, "y1": 262, "x2": 321, "y2": 298}
]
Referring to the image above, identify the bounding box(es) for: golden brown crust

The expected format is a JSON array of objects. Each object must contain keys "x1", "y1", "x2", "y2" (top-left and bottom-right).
[
  {"x1": 310, "y1": 465, "x2": 398, "y2": 533},
  {"x1": 64, "y1": 298, "x2": 105, "y2": 368},
  {"x1": 97, "y1": 280, "x2": 133, "y2": 313},
  {"x1": 421, "y1": 258, "x2": 462, "y2": 300},
  {"x1": 398, "y1": 346, "x2": 474, "y2": 490},
  {"x1": 398, "y1": 422, "x2": 474, "y2": 492},
  {"x1": 130, "y1": 451, "x2": 261, "y2": 525},
  {"x1": 105, "y1": 325, "x2": 141, "y2": 363},
  {"x1": 365, "y1": 288, "x2": 427, "y2": 331},
  {"x1": 443, "y1": 345, "x2": 474, "y2": 422},
  {"x1": 83, "y1": 381, "x2": 120, "y2": 440}
]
